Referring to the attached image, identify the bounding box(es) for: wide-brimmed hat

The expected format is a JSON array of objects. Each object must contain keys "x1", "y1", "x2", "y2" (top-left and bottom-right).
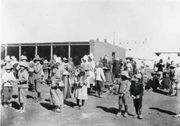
[
  {"x1": 5, "y1": 64, "x2": 13, "y2": 70},
  {"x1": 19, "y1": 62, "x2": 28, "y2": 68},
  {"x1": 82, "y1": 55, "x2": 88, "y2": 61},
  {"x1": 29, "y1": 61, "x2": 34, "y2": 64},
  {"x1": 43, "y1": 59, "x2": 49, "y2": 64},
  {"x1": 11, "y1": 56, "x2": 17, "y2": 61},
  {"x1": 103, "y1": 66, "x2": 109, "y2": 70},
  {"x1": 56, "y1": 57, "x2": 62, "y2": 64},
  {"x1": 121, "y1": 71, "x2": 130, "y2": 78},
  {"x1": 33, "y1": 55, "x2": 42, "y2": 62},
  {"x1": 5, "y1": 56, "x2": 11, "y2": 62},
  {"x1": 21, "y1": 55, "x2": 27, "y2": 60},
  {"x1": 63, "y1": 57, "x2": 68, "y2": 61}
]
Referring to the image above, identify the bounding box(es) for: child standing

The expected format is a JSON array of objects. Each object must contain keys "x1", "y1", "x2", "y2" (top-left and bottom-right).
[
  {"x1": 33, "y1": 56, "x2": 43, "y2": 102},
  {"x1": 74, "y1": 67, "x2": 90, "y2": 109},
  {"x1": 95, "y1": 63, "x2": 106, "y2": 98},
  {"x1": 1, "y1": 64, "x2": 16, "y2": 107},
  {"x1": 17, "y1": 62, "x2": 29, "y2": 113},
  {"x1": 117, "y1": 71, "x2": 131, "y2": 117},
  {"x1": 130, "y1": 74, "x2": 144, "y2": 119}
]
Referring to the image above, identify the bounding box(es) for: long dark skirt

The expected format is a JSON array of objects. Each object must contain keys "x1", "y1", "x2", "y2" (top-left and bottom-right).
[{"x1": 63, "y1": 76, "x2": 71, "y2": 99}]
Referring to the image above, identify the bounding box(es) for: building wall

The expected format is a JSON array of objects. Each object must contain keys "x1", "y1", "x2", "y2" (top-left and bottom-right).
[
  {"x1": 1, "y1": 41, "x2": 126, "y2": 63},
  {"x1": 92, "y1": 41, "x2": 126, "y2": 62}
]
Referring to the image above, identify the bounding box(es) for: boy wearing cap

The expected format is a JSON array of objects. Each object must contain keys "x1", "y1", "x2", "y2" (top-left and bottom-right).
[
  {"x1": 117, "y1": 71, "x2": 131, "y2": 117},
  {"x1": 1, "y1": 64, "x2": 16, "y2": 107},
  {"x1": 130, "y1": 74, "x2": 144, "y2": 119},
  {"x1": 17, "y1": 62, "x2": 29, "y2": 113},
  {"x1": 33, "y1": 56, "x2": 43, "y2": 102}
]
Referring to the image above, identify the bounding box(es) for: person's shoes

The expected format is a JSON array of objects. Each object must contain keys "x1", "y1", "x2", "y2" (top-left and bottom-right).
[
  {"x1": 174, "y1": 114, "x2": 180, "y2": 118},
  {"x1": 19, "y1": 110, "x2": 26, "y2": 113},
  {"x1": 73, "y1": 105, "x2": 80, "y2": 109},
  {"x1": 8, "y1": 103, "x2": 12, "y2": 107},
  {"x1": 16, "y1": 108, "x2": 23, "y2": 112},
  {"x1": 133, "y1": 114, "x2": 138, "y2": 119},
  {"x1": 99, "y1": 95, "x2": 104, "y2": 98},
  {"x1": 123, "y1": 112, "x2": 128, "y2": 118},
  {"x1": 55, "y1": 108, "x2": 62, "y2": 113},
  {"x1": 4, "y1": 104, "x2": 8, "y2": 108},
  {"x1": 138, "y1": 115, "x2": 143, "y2": 119},
  {"x1": 62, "y1": 104, "x2": 66, "y2": 108},
  {"x1": 116, "y1": 112, "x2": 121, "y2": 117},
  {"x1": 79, "y1": 106, "x2": 85, "y2": 110}
]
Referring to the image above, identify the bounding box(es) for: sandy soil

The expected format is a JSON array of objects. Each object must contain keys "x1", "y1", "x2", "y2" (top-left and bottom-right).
[{"x1": 1, "y1": 84, "x2": 180, "y2": 126}]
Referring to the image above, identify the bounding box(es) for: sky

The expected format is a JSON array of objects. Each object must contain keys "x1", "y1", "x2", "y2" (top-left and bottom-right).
[{"x1": 0, "y1": 0, "x2": 180, "y2": 61}]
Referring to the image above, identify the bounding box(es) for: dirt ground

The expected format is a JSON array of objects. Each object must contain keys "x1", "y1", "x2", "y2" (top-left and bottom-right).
[{"x1": 1, "y1": 83, "x2": 180, "y2": 126}]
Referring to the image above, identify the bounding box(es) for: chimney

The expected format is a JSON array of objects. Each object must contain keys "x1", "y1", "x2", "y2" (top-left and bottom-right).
[{"x1": 104, "y1": 39, "x2": 107, "y2": 43}]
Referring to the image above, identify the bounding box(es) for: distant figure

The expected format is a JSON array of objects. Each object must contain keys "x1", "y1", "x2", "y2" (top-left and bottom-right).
[
  {"x1": 112, "y1": 57, "x2": 121, "y2": 78},
  {"x1": 166, "y1": 57, "x2": 171, "y2": 70},
  {"x1": 156, "y1": 59, "x2": 165, "y2": 78},
  {"x1": 33, "y1": 55, "x2": 43, "y2": 102}
]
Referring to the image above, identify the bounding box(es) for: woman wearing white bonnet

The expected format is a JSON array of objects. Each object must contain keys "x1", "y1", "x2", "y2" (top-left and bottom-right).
[{"x1": 20, "y1": 55, "x2": 28, "y2": 62}]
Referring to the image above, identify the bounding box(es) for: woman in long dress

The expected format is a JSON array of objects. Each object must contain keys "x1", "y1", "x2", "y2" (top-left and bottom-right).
[{"x1": 50, "y1": 64, "x2": 64, "y2": 113}]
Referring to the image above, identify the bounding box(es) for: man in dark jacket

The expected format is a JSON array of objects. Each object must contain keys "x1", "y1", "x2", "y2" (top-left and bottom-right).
[{"x1": 130, "y1": 74, "x2": 144, "y2": 119}]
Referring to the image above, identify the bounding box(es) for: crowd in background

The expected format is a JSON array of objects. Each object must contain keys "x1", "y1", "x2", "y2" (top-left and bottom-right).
[{"x1": 0, "y1": 53, "x2": 180, "y2": 118}]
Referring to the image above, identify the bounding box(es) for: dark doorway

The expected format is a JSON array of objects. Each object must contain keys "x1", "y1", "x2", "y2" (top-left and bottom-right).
[
  {"x1": 1, "y1": 45, "x2": 5, "y2": 60},
  {"x1": 70, "y1": 45, "x2": 89, "y2": 66},
  {"x1": 7, "y1": 46, "x2": 19, "y2": 60},
  {"x1": 53, "y1": 45, "x2": 68, "y2": 58},
  {"x1": 21, "y1": 46, "x2": 35, "y2": 61},
  {"x1": 37, "y1": 46, "x2": 51, "y2": 61}
]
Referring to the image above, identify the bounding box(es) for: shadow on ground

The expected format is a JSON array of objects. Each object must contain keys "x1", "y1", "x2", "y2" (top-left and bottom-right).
[
  {"x1": 96, "y1": 106, "x2": 118, "y2": 114},
  {"x1": 96, "y1": 106, "x2": 134, "y2": 116},
  {"x1": 149, "y1": 107, "x2": 176, "y2": 115},
  {"x1": 64, "y1": 100, "x2": 77, "y2": 108},
  {"x1": 40, "y1": 102, "x2": 55, "y2": 110},
  {"x1": 153, "y1": 89, "x2": 170, "y2": 95}
]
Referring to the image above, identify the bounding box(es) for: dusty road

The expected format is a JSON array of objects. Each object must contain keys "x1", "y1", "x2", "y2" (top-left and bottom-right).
[{"x1": 1, "y1": 84, "x2": 180, "y2": 126}]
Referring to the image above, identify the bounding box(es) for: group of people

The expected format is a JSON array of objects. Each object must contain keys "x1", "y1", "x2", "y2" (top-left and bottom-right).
[
  {"x1": 152, "y1": 58, "x2": 180, "y2": 96},
  {"x1": 153, "y1": 58, "x2": 180, "y2": 118},
  {"x1": 1, "y1": 54, "x2": 179, "y2": 119}
]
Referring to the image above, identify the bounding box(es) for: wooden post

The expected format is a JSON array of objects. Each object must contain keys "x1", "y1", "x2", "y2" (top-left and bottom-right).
[
  {"x1": 5, "y1": 44, "x2": 7, "y2": 57},
  {"x1": 19, "y1": 44, "x2": 21, "y2": 60},
  {"x1": 68, "y1": 42, "x2": 71, "y2": 60},
  {"x1": 35, "y1": 43, "x2": 37, "y2": 56},
  {"x1": 50, "y1": 42, "x2": 53, "y2": 61}
]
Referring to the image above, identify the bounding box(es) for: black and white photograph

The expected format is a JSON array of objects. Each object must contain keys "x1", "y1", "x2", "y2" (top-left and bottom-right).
[{"x1": 0, "y1": 0, "x2": 180, "y2": 126}]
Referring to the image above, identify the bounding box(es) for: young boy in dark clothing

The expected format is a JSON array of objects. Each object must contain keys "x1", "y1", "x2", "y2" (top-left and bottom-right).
[{"x1": 130, "y1": 74, "x2": 144, "y2": 119}]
